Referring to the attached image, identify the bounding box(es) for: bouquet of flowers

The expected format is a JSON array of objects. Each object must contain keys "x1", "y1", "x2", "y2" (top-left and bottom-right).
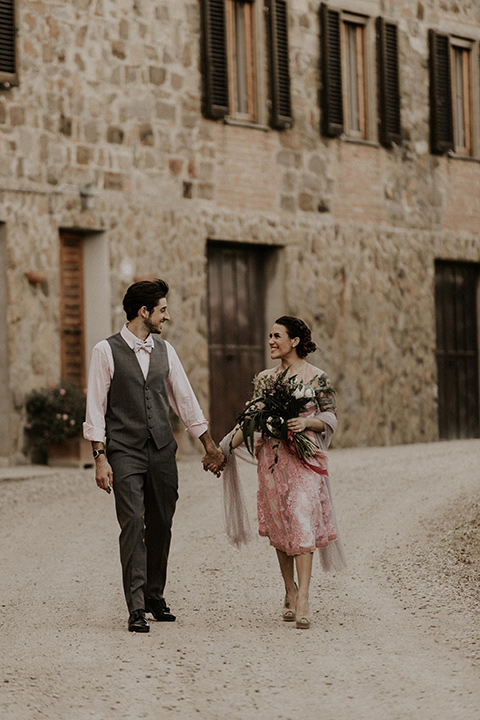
[{"x1": 233, "y1": 368, "x2": 335, "y2": 468}]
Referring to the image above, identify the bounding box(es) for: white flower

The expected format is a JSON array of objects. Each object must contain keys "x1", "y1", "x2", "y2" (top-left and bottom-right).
[
  {"x1": 304, "y1": 388, "x2": 314, "y2": 398},
  {"x1": 293, "y1": 387, "x2": 305, "y2": 399},
  {"x1": 266, "y1": 416, "x2": 284, "y2": 434}
]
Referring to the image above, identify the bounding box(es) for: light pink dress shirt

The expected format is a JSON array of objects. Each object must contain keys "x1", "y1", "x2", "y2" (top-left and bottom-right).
[{"x1": 83, "y1": 323, "x2": 208, "y2": 442}]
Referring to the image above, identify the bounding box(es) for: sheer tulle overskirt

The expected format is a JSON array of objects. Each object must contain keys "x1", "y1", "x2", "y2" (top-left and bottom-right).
[{"x1": 219, "y1": 435, "x2": 254, "y2": 548}]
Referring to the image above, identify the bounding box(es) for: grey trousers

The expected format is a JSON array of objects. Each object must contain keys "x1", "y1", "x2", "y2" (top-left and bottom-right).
[{"x1": 107, "y1": 437, "x2": 178, "y2": 613}]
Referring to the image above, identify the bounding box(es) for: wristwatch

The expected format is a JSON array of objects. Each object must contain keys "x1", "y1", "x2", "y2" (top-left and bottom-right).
[{"x1": 92, "y1": 449, "x2": 105, "y2": 460}]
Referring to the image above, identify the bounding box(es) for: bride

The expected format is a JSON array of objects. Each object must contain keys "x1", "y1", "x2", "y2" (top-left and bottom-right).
[{"x1": 223, "y1": 316, "x2": 346, "y2": 629}]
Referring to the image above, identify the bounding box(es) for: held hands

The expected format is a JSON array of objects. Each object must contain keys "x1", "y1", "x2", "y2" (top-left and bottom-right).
[
  {"x1": 95, "y1": 455, "x2": 114, "y2": 494},
  {"x1": 202, "y1": 447, "x2": 226, "y2": 478},
  {"x1": 287, "y1": 417, "x2": 308, "y2": 434}
]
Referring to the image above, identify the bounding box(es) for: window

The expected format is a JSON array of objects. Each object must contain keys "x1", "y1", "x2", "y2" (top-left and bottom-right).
[
  {"x1": 320, "y1": 4, "x2": 401, "y2": 147},
  {"x1": 451, "y1": 42, "x2": 472, "y2": 155},
  {"x1": 226, "y1": 0, "x2": 255, "y2": 120},
  {"x1": 429, "y1": 29, "x2": 480, "y2": 157},
  {"x1": 200, "y1": 0, "x2": 292, "y2": 129},
  {"x1": 342, "y1": 17, "x2": 367, "y2": 138},
  {"x1": 0, "y1": 0, "x2": 18, "y2": 88}
]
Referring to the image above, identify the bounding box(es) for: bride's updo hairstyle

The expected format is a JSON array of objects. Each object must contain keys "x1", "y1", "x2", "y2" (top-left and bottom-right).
[{"x1": 275, "y1": 316, "x2": 317, "y2": 359}]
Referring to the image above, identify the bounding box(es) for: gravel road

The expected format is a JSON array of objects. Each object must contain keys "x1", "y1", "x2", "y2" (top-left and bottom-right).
[{"x1": 1, "y1": 439, "x2": 479, "y2": 720}]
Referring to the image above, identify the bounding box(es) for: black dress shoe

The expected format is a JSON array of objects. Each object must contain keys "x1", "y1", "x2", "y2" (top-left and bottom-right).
[
  {"x1": 128, "y1": 609, "x2": 150, "y2": 633},
  {"x1": 145, "y1": 597, "x2": 176, "y2": 622}
]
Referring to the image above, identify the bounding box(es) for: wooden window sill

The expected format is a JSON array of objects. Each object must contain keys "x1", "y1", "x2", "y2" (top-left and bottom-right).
[
  {"x1": 341, "y1": 135, "x2": 379, "y2": 148},
  {"x1": 447, "y1": 151, "x2": 480, "y2": 163},
  {"x1": 223, "y1": 117, "x2": 270, "y2": 131}
]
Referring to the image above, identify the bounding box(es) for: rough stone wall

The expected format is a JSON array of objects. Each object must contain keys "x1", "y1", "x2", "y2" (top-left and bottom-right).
[{"x1": 0, "y1": 0, "x2": 479, "y2": 461}]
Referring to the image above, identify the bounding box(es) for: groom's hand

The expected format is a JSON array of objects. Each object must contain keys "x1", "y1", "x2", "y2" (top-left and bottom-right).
[
  {"x1": 202, "y1": 448, "x2": 225, "y2": 477},
  {"x1": 95, "y1": 456, "x2": 114, "y2": 493},
  {"x1": 199, "y1": 431, "x2": 226, "y2": 477}
]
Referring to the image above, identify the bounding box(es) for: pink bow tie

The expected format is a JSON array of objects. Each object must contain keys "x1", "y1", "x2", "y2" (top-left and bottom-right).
[{"x1": 134, "y1": 339, "x2": 153, "y2": 354}]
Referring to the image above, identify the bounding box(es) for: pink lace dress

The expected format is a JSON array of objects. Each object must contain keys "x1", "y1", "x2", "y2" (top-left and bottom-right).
[
  {"x1": 253, "y1": 363, "x2": 341, "y2": 558},
  {"x1": 256, "y1": 401, "x2": 338, "y2": 556},
  {"x1": 219, "y1": 364, "x2": 346, "y2": 569}
]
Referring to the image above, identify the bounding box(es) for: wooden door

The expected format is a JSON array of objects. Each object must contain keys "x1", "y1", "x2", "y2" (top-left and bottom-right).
[
  {"x1": 207, "y1": 243, "x2": 267, "y2": 441},
  {"x1": 435, "y1": 260, "x2": 480, "y2": 439},
  {"x1": 0, "y1": 225, "x2": 11, "y2": 460},
  {"x1": 59, "y1": 231, "x2": 85, "y2": 387}
]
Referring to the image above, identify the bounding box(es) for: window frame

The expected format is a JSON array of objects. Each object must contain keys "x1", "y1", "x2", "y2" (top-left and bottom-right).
[
  {"x1": 339, "y1": 11, "x2": 376, "y2": 142},
  {"x1": 430, "y1": 28, "x2": 480, "y2": 158},
  {"x1": 320, "y1": 4, "x2": 378, "y2": 143},
  {"x1": 201, "y1": 0, "x2": 292, "y2": 130},
  {"x1": 225, "y1": 0, "x2": 258, "y2": 123},
  {"x1": 450, "y1": 37, "x2": 474, "y2": 156},
  {"x1": 341, "y1": 13, "x2": 367, "y2": 139}
]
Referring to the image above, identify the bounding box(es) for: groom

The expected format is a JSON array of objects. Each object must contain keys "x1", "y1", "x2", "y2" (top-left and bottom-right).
[{"x1": 83, "y1": 278, "x2": 224, "y2": 632}]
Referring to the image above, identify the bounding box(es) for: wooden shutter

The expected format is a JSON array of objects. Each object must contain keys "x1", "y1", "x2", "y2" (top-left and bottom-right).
[
  {"x1": 377, "y1": 18, "x2": 401, "y2": 147},
  {"x1": 59, "y1": 232, "x2": 85, "y2": 388},
  {"x1": 320, "y1": 4, "x2": 343, "y2": 137},
  {"x1": 0, "y1": 0, "x2": 18, "y2": 87},
  {"x1": 267, "y1": 0, "x2": 293, "y2": 130},
  {"x1": 429, "y1": 29, "x2": 454, "y2": 154},
  {"x1": 200, "y1": 0, "x2": 229, "y2": 120}
]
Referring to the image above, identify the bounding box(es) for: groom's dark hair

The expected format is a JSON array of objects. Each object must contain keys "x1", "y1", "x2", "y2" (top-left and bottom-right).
[{"x1": 123, "y1": 279, "x2": 169, "y2": 320}]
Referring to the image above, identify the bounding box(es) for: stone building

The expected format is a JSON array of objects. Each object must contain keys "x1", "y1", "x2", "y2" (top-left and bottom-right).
[{"x1": 0, "y1": 0, "x2": 479, "y2": 464}]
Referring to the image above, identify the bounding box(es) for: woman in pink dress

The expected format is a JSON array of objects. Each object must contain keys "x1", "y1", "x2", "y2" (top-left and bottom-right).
[{"x1": 227, "y1": 316, "x2": 345, "y2": 629}]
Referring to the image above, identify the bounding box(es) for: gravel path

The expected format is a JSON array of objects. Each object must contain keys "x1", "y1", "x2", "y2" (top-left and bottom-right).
[{"x1": 0, "y1": 439, "x2": 479, "y2": 720}]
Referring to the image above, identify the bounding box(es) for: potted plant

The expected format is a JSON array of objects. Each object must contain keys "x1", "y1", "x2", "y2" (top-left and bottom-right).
[{"x1": 25, "y1": 383, "x2": 91, "y2": 467}]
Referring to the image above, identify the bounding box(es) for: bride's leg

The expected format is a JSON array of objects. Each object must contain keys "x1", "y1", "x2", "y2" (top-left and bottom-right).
[
  {"x1": 294, "y1": 552, "x2": 313, "y2": 621},
  {"x1": 275, "y1": 549, "x2": 296, "y2": 608}
]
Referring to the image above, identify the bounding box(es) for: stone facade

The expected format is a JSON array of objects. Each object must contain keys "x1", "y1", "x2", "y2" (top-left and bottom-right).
[{"x1": 0, "y1": 0, "x2": 479, "y2": 463}]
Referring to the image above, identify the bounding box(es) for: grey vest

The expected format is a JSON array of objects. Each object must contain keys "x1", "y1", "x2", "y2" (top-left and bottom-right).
[{"x1": 105, "y1": 333, "x2": 174, "y2": 450}]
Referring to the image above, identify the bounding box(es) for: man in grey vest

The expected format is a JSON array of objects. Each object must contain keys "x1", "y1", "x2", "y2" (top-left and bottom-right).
[{"x1": 83, "y1": 279, "x2": 225, "y2": 632}]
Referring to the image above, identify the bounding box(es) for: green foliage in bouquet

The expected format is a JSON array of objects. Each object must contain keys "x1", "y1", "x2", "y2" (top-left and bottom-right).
[
  {"x1": 25, "y1": 383, "x2": 86, "y2": 448},
  {"x1": 233, "y1": 368, "x2": 336, "y2": 467}
]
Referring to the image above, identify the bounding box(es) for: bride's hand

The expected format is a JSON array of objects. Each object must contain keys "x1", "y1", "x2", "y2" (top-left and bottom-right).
[
  {"x1": 202, "y1": 448, "x2": 226, "y2": 477},
  {"x1": 287, "y1": 417, "x2": 308, "y2": 433}
]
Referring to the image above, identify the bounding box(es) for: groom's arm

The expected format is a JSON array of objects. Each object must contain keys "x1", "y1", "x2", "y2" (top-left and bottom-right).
[{"x1": 199, "y1": 430, "x2": 225, "y2": 477}]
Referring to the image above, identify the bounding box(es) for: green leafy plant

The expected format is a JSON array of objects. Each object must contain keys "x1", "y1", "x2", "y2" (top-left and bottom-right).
[{"x1": 25, "y1": 383, "x2": 86, "y2": 448}]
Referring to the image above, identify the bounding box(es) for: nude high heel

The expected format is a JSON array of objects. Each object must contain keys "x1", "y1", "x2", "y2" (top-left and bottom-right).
[
  {"x1": 295, "y1": 598, "x2": 310, "y2": 629},
  {"x1": 295, "y1": 614, "x2": 310, "y2": 629},
  {"x1": 282, "y1": 583, "x2": 297, "y2": 622}
]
